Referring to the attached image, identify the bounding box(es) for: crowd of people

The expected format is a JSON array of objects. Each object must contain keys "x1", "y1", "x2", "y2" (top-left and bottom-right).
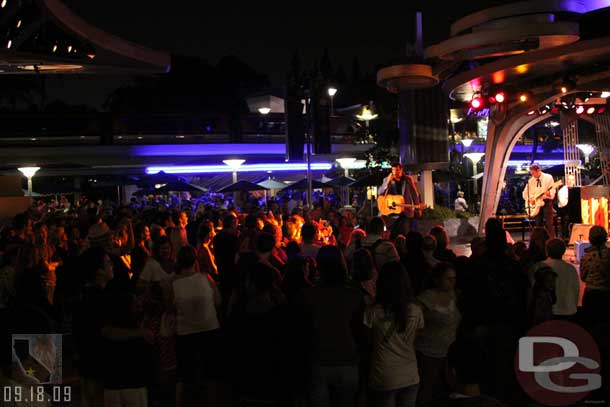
[{"x1": 0, "y1": 194, "x2": 608, "y2": 407}]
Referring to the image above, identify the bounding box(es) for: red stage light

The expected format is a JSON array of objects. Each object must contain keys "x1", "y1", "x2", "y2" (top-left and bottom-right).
[
  {"x1": 494, "y1": 92, "x2": 506, "y2": 103},
  {"x1": 575, "y1": 105, "x2": 585, "y2": 114},
  {"x1": 586, "y1": 106, "x2": 596, "y2": 114},
  {"x1": 598, "y1": 106, "x2": 606, "y2": 114},
  {"x1": 470, "y1": 96, "x2": 483, "y2": 110}
]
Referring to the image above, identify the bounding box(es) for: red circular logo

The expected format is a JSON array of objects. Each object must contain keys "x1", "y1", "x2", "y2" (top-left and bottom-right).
[{"x1": 515, "y1": 320, "x2": 601, "y2": 406}]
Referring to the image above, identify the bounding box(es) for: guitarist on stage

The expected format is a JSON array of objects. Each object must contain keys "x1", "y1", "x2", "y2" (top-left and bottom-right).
[
  {"x1": 378, "y1": 162, "x2": 422, "y2": 227},
  {"x1": 523, "y1": 163, "x2": 556, "y2": 238}
]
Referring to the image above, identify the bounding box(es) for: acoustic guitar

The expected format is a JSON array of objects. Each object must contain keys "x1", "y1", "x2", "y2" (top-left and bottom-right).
[
  {"x1": 378, "y1": 194, "x2": 427, "y2": 216},
  {"x1": 524, "y1": 179, "x2": 563, "y2": 218}
]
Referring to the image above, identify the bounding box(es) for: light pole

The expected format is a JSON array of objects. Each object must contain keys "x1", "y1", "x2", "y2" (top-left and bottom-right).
[
  {"x1": 223, "y1": 159, "x2": 245, "y2": 206},
  {"x1": 464, "y1": 153, "x2": 484, "y2": 197},
  {"x1": 576, "y1": 144, "x2": 594, "y2": 165},
  {"x1": 336, "y1": 157, "x2": 356, "y2": 207},
  {"x1": 327, "y1": 87, "x2": 337, "y2": 116},
  {"x1": 18, "y1": 166, "x2": 40, "y2": 197}
]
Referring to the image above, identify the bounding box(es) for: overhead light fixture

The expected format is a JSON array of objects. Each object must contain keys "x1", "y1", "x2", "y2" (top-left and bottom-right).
[
  {"x1": 258, "y1": 107, "x2": 271, "y2": 115},
  {"x1": 601, "y1": 91, "x2": 610, "y2": 98},
  {"x1": 147, "y1": 162, "x2": 333, "y2": 174},
  {"x1": 67, "y1": 45, "x2": 72, "y2": 53},
  {"x1": 52, "y1": 44, "x2": 58, "y2": 52},
  {"x1": 356, "y1": 105, "x2": 378, "y2": 121},
  {"x1": 222, "y1": 159, "x2": 246, "y2": 171},
  {"x1": 469, "y1": 95, "x2": 484, "y2": 110},
  {"x1": 492, "y1": 91, "x2": 506, "y2": 103},
  {"x1": 461, "y1": 138, "x2": 474, "y2": 148},
  {"x1": 539, "y1": 105, "x2": 550, "y2": 114},
  {"x1": 597, "y1": 106, "x2": 606, "y2": 114},
  {"x1": 6, "y1": 40, "x2": 11, "y2": 49},
  {"x1": 586, "y1": 106, "x2": 596, "y2": 114},
  {"x1": 327, "y1": 87, "x2": 338, "y2": 97},
  {"x1": 1, "y1": 0, "x2": 7, "y2": 8},
  {"x1": 16, "y1": 20, "x2": 21, "y2": 28},
  {"x1": 527, "y1": 110, "x2": 536, "y2": 116},
  {"x1": 575, "y1": 105, "x2": 585, "y2": 114}
]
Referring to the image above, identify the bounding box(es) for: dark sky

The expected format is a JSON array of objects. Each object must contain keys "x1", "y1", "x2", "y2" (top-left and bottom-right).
[{"x1": 48, "y1": 1, "x2": 508, "y2": 108}]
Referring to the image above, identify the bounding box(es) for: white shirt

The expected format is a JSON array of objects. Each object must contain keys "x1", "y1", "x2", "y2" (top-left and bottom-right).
[
  {"x1": 543, "y1": 258, "x2": 580, "y2": 316},
  {"x1": 454, "y1": 197, "x2": 468, "y2": 212},
  {"x1": 522, "y1": 172, "x2": 556, "y2": 203},
  {"x1": 139, "y1": 258, "x2": 169, "y2": 282},
  {"x1": 172, "y1": 273, "x2": 219, "y2": 336},
  {"x1": 558, "y1": 185, "x2": 569, "y2": 208},
  {"x1": 364, "y1": 303, "x2": 424, "y2": 391}
]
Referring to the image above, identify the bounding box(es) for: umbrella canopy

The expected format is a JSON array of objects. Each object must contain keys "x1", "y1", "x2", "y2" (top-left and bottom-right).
[
  {"x1": 257, "y1": 179, "x2": 287, "y2": 189},
  {"x1": 350, "y1": 171, "x2": 389, "y2": 188},
  {"x1": 156, "y1": 181, "x2": 207, "y2": 193},
  {"x1": 325, "y1": 175, "x2": 356, "y2": 187},
  {"x1": 219, "y1": 180, "x2": 269, "y2": 193},
  {"x1": 281, "y1": 178, "x2": 326, "y2": 190}
]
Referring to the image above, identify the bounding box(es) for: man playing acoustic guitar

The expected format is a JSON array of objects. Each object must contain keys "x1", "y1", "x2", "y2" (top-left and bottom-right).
[
  {"x1": 378, "y1": 162, "x2": 423, "y2": 231},
  {"x1": 523, "y1": 163, "x2": 557, "y2": 238}
]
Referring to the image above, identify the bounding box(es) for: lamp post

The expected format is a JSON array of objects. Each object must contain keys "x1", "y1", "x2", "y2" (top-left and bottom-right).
[
  {"x1": 327, "y1": 87, "x2": 337, "y2": 116},
  {"x1": 18, "y1": 166, "x2": 40, "y2": 196},
  {"x1": 464, "y1": 153, "x2": 484, "y2": 198},
  {"x1": 336, "y1": 157, "x2": 356, "y2": 206},
  {"x1": 576, "y1": 144, "x2": 594, "y2": 164},
  {"x1": 223, "y1": 159, "x2": 245, "y2": 206}
]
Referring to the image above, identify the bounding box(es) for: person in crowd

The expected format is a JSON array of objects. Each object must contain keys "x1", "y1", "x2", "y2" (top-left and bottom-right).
[
  {"x1": 528, "y1": 266, "x2": 557, "y2": 326},
  {"x1": 196, "y1": 223, "x2": 218, "y2": 279},
  {"x1": 420, "y1": 339, "x2": 508, "y2": 407},
  {"x1": 373, "y1": 240, "x2": 401, "y2": 271},
  {"x1": 168, "y1": 246, "x2": 221, "y2": 407},
  {"x1": 542, "y1": 239, "x2": 580, "y2": 319},
  {"x1": 300, "y1": 222, "x2": 322, "y2": 259},
  {"x1": 344, "y1": 228, "x2": 366, "y2": 263},
  {"x1": 351, "y1": 248, "x2": 377, "y2": 305},
  {"x1": 402, "y1": 232, "x2": 430, "y2": 295},
  {"x1": 364, "y1": 260, "x2": 423, "y2": 407},
  {"x1": 524, "y1": 227, "x2": 550, "y2": 278},
  {"x1": 301, "y1": 245, "x2": 364, "y2": 407},
  {"x1": 422, "y1": 235, "x2": 440, "y2": 269},
  {"x1": 169, "y1": 211, "x2": 189, "y2": 255},
  {"x1": 454, "y1": 191, "x2": 468, "y2": 213},
  {"x1": 138, "y1": 236, "x2": 174, "y2": 291},
  {"x1": 362, "y1": 217, "x2": 385, "y2": 248},
  {"x1": 213, "y1": 214, "x2": 240, "y2": 296},
  {"x1": 580, "y1": 226, "x2": 610, "y2": 326},
  {"x1": 394, "y1": 234, "x2": 407, "y2": 259},
  {"x1": 281, "y1": 256, "x2": 314, "y2": 303},
  {"x1": 415, "y1": 263, "x2": 461, "y2": 403},
  {"x1": 73, "y1": 247, "x2": 152, "y2": 407},
  {"x1": 103, "y1": 292, "x2": 154, "y2": 407},
  {"x1": 429, "y1": 226, "x2": 456, "y2": 264}
]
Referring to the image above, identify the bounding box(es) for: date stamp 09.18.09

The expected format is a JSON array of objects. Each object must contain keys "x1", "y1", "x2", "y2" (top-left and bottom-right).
[{"x1": 5, "y1": 334, "x2": 71, "y2": 406}]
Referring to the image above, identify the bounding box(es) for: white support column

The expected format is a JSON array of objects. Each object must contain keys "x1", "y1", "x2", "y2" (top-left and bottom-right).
[{"x1": 419, "y1": 169, "x2": 434, "y2": 209}]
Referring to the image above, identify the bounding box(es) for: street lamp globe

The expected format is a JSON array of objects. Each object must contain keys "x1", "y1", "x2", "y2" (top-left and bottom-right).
[
  {"x1": 463, "y1": 153, "x2": 484, "y2": 165},
  {"x1": 18, "y1": 166, "x2": 40, "y2": 178},
  {"x1": 461, "y1": 138, "x2": 474, "y2": 148},
  {"x1": 18, "y1": 166, "x2": 40, "y2": 197},
  {"x1": 222, "y1": 159, "x2": 245, "y2": 171},
  {"x1": 327, "y1": 87, "x2": 338, "y2": 97}
]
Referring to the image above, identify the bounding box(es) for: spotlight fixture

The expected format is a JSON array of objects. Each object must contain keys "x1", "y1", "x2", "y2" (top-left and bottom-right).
[
  {"x1": 539, "y1": 105, "x2": 551, "y2": 114},
  {"x1": 469, "y1": 95, "x2": 484, "y2": 111},
  {"x1": 575, "y1": 105, "x2": 585, "y2": 114},
  {"x1": 558, "y1": 78, "x2": 576, "y2": 94},
  {"x1": 598, "y1": 106, "x2": 606, "y2": 114},
  {"x1": 16, "y1": 20, "x2": 21, "y2": 28},
  {"x1": 52, "y1": 44, "x2": 57, "y2": 52},
  {"x1": 527, "y1": 110, "x2": 536, "y2": 116},
  {"x1": 601, "y1": 91, "x2": 610, "y2": 98},
  {"x1": 519, "y1": 93, "x2": 529, "y2": 102},
  {"x1": 6, "y1": 39, "x2": 11, "y2": 49},
  {"x1": 586, "y1": 106, "x2": 596, "y2": 114},
  {"x1": 493, "y1": 91, "x2": 506, "y2": 103}
]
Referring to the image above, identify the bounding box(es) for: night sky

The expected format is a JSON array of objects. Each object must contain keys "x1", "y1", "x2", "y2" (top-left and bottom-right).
[{"x1": 48, "y1": 1, "x2": 508, "y2": 108}]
